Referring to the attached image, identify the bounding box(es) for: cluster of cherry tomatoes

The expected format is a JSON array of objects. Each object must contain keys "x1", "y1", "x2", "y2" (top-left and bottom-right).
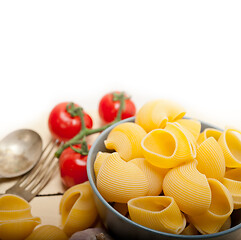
[{"x1": 48, "y1": 91, "x2": 136, "y2": 188}]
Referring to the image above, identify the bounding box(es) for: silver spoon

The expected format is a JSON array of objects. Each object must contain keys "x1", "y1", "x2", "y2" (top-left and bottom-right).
[{"x1": 0, "y1": 129, "x2": 43, "y2": 178}]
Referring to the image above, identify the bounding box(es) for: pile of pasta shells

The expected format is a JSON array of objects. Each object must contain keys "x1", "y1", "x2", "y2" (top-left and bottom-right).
[
  {"x1": 94, "y1": 99, "x2": 241, "y2": 235},
  {"x1": 0, "y1": 182, "x2": 98, "y2": 240}
]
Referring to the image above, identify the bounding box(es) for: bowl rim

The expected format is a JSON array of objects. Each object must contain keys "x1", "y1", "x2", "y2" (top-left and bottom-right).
[{"x1": 87, "y1": 116, "x2": 241, "y2": 239}]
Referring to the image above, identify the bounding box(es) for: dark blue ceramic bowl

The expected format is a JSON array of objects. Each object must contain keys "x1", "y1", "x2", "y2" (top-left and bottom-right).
[{"x1": 87, "y1": 117, "x2": 241, "y2": 240}]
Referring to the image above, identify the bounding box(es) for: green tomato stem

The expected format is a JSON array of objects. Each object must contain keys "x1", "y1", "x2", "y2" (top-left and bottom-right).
[
  {"x1": 114, "y1": 92, "x2": 125, "y2": 121},
  {"x1": 77, "y1": 107, "x2": 87, "y2": 131}
]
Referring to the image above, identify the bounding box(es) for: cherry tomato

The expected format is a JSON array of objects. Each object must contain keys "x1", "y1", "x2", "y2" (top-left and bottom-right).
[
  {"x1": 48, "y1": 102, "x2": 93, "y2": 142},
  {"x1": 98, "y1": 91, "x2": 136, "y2": 123},
  {"x1": 59, "y1": 144, "x2": 90, "y2": 188}
]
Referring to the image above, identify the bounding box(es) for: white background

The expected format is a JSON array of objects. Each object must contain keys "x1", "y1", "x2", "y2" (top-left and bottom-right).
[{"x1": 0, "y1": 1, "x2": 241, "y2": 140}]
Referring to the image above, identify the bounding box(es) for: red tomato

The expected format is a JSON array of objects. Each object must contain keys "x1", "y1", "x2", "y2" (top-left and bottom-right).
[
  {"x1": 98, "y1": 91, "x2": 136, "y2": 123},
  {"x1": 48, "y1": 102, "x2": 93, "y2": 142},
  {"x1": 59, "y1": 144, "x2": 90, "y2": 188}
]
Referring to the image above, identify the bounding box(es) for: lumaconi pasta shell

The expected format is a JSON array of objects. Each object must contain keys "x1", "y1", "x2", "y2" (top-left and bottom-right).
[
  {"x1": 219, "y1": 216, "x2": 232, "y2": 232},
  {"x1": 222, "y1": 168, "x2": 241, "y2": 209},
  {"x1": 135, "y1": 99, "x2": 186, "y2": 132},
  {"x1": 130, "y1": 158, "x2": 168, "y2": 196},
  {"x1": 25, "y1": 225, "x2": 68, "y2": 240},
  {"x1": 169, "y1": 122, "x2": 198, "y2": 149},
  {"x1": 163, "y1": 160, "x2": 211, "y2": 216},
  {"x1": 181, "y1": 223, "x2": 199, "y2": 235},
  {"x1": 197, "y1": 128, "x2": 222, "y2": 145},
  {"x1": 176, "y1": 118, "x2": 201, "y2": 141},
  {"x1": 0, "y1": 194, "x2": 41, "y2": 240},
  {"x1": 196, "y1": 137, "x2": 226, "y2": 180},
  {"x1": 188, "y1": 178, "x2": 233, "y2": 235},
  {"x1": 141, "y1": 123, "x2": 196, "y2": 168},
  {"x1": 59, "y1": 181, "x2": 98, "y2": 236},
  {"x1": 94, "y1": 152, "x2": 111, "y2": 177},
  {"x1": 0, "y1": 218, "x2": 41, "y2": 240},
  {"x1": 128, "y1": 196, "x2": 186, "y2": 234},
  {"x1": 97, "y1": 152, "x2": 149, "y2": 203},
  {"x1": 218, "y1": 128, "x2": 241, "y2": 168},
  {"x1": 0, "y1": 194, "x2": 32, "y2": 221},
  {"x1": 104, "y1": 122, "x2": 147, "y2": 161}
]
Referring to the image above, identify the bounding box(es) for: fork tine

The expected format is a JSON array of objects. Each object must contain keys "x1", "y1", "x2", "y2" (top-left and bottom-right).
[
  {"x1": 17, "y1": 139, "x2": 58, "y2": 187},
  {"x1": 5, "y1": 139, "x2": 63, "y2": 202},
  {"x1": 26, "y1": 154, "x2": 57, "y2": 192},
  {"x1": 19, "y1": 140, "x2": 59, "y2": 189},
  {"x1": 32, "y1": 160, "x2": 59, "y2": 196}
]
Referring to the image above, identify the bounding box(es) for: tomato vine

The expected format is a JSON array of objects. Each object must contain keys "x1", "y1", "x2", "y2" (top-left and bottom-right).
[{"x1": 55, "y1": 92, "x2": 127, "y2": 158}]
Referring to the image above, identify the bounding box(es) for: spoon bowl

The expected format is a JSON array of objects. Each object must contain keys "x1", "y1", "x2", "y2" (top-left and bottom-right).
[{"x1": 0, "y1": 129, "x2": 43, "y2": 178}]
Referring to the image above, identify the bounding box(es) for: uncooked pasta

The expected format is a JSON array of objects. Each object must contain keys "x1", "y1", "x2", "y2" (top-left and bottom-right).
[
  {"x1": 218, "y1": 128, "x2": 241, "y2": 168},
  {"x1": 25, "y1": 225, "x2": 68, "y2": 240},
  {"x1": 222, "y1": 168, "x2": 241, "y2": 209},
  {"x1": 197, "y1": 128, "x2": 222, "y2": 145},
  {"x1": 128, "y1": 196, "x2": 186, "y2": 234},
  {"x1": 196, "y1": 137, "x2": 225, "y2": 180},
  {"x1": 130, "y1": 158, "x2": 168, "y2": 196},
  {"x1": 135, "y1": 99, "x2": 186, "y2": 132},
  {"x1": 0, "y1": 194, "x2": 41, "y2": 240},
  {"x1": 97, "y1": 152, "x2": 149, "y2": 203},
  {"x1": 163, "y1": 160, "x2": 211, "y2": 216},
  {"x1": 141, "y1": 122, "x2": 196, "y2": 168},
  {"x1": 59, "y1": 181, "x2": 98, "y2": 236},
  {"x1": 105, "y1": 122, "x2": 147, "y2": 161},
  {"x1": 176, "y1": 118, "x2": 201, "y2": 141},
  {"x1": 94, "y1": 98, "x2": 241, "y2": 235},
  {"x1": 188, "y1": 178, "x2": 233, "y2": 234}
]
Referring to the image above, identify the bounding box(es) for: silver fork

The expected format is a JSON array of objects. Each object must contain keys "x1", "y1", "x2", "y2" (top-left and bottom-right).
[{"x1": 5, "y1": 139, "x2": 63, "y2": 202}]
